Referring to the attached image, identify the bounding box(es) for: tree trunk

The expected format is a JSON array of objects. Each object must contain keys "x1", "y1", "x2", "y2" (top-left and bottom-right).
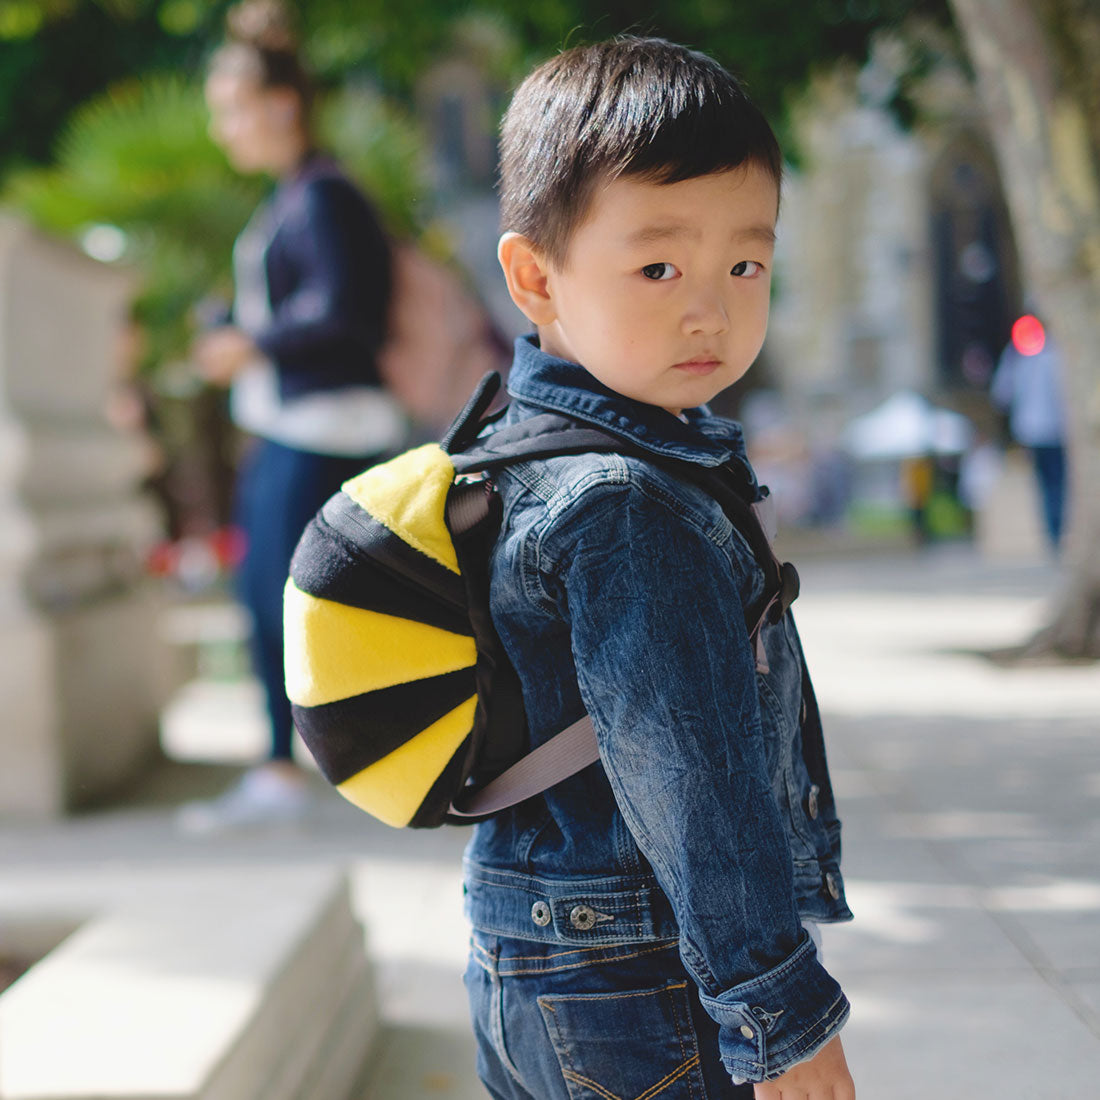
[{"x1": 948, "y1": 0, "x2": 1100, "y2": 657}]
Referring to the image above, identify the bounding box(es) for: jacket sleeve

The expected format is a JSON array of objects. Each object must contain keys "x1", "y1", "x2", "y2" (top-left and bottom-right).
[
  {"x1": 252, "y1": 177, "x2": 391, "y2": 372},
  {"x1": 543, "y1": 477, "x2": 848, "y2": 1084}
]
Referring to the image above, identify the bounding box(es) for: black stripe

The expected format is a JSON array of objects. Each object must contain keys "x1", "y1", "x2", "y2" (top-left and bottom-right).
[
  {"x1": 322, "y1": 492, "x2": 467, "y2": 609},
  {"x1": 292, "y1": 666, "x2": 477, "y2": 785},
  {"x1": 290, "y1": 510, "x2": 472, "y2": 637},
  {"x1": 409, "y1": 742, "x2": 475, "y2": 828}
]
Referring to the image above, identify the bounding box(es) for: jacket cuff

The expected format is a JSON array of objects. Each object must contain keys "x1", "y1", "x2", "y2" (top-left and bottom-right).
[{"x1": 698, "y1": 932, "x2": 849, "y2": 1083}]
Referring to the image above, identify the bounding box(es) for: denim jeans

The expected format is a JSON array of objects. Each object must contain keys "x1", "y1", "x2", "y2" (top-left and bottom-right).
[
  {"x1": 235, "y1": 437, "x2": 379, "y2": 760},
  {"x1": 466, "y1": 931, "x2": 756, "y2": 1099}
]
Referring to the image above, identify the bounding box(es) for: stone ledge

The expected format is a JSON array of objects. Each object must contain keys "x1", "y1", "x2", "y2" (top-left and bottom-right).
[{"x1": 0, "y1": 865, "x2": 378, "y2": 1100}]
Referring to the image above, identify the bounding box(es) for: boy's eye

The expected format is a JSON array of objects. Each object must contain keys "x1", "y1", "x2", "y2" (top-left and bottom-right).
[
  {"x1": 731, "y1": 260, "x2": 762, "y2": 278},
  {"x1": 641, "y1": 262, "x2": 678, "y2": 281}
]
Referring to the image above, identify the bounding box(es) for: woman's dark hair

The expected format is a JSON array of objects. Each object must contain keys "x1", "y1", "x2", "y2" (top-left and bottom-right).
[
  {"x1": 499, "y1": 36, "x2": 782, "y2": 266},
  {"x1": 208, "y1": 0, "x2": 314, "y2": 116}
]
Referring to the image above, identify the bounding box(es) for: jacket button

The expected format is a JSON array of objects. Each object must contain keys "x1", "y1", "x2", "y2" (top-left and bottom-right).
[
  {"x1": 569, "y1": 904, "x2": 597, "y2": 930},
  {"x1": 740, "y1": 1025, "x2": 755, "y2": 1040},
  {"x1": 807, "y1": 784, "x2": 820, "y2": 820},
  {"x1": 531, "y1": 901, "x2": 552, "y2": 927},
  {"x1": 825, "y1": 872, "x2": 842, "y2": 900}
]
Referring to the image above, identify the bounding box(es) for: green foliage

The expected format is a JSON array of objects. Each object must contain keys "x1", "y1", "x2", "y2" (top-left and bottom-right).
[
  {"x1": 0, "y1": 1, "x2": 47, "y2": 38},
  {"x1": 0, "y1": 0, "x2": 955, "y2": 179},
  {"x1": 298, "y1": 0, "x2": 953, "y2": 124},
  {"x1": 298, "y1": 0, "x2": 460, "y2": 90},
  {"x1": 0, "y1": 0, "x2": 220, "y2": 168},
  {"x1": 4, "y1": 73, "x2": 258, "y2": 365},
  {"x1": 7, "y1": 75, "x2": 244, "y2": 231},
  {"x1": 317, "y1": 84, "x2": 431, "y2": 239},
  {"x1": 2, "y1": 70, "x2": 431, "y2": 366}
]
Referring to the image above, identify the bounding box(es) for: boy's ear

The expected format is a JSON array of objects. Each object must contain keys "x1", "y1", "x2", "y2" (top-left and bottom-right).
[{"x1": 497, "y1": 232, "x2": 556, "y2": 325}]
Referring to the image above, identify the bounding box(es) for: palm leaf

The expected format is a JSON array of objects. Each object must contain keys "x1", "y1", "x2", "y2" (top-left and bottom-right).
[{"x1": 2, "y1": 71, "x2": 430, "y2": 366}]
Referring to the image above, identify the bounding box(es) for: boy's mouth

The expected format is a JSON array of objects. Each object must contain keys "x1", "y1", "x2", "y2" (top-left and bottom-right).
[{"x1": 672, "y1": 356, "x2": 721, "y2": 375}]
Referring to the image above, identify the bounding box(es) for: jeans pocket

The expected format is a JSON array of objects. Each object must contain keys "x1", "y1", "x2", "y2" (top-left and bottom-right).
[{"x1": 537, "y1": 979, "x2": 705, "y2": 1100}]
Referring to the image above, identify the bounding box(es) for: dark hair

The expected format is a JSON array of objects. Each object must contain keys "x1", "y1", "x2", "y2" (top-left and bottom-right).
[
  {"x1": 499, "y1": 36, "x2": 782, "y2": 266},
  {"x1": 208, "y1": 0, "x2": 314, "y2": 116}
]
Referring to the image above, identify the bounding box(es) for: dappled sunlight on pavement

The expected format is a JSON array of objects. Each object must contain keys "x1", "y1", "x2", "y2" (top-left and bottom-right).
[
  {"x1": 788, "y1": 550, "x2": 1100, "y2": 1095},
  {"x1": 2, "y1": 548, "x2": 1098, "y2": 1098}
]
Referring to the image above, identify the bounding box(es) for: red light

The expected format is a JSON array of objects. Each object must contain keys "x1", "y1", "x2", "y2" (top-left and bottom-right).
[{"x1": 1011, "y1": 314, "x2": 1046, "y2": 356}]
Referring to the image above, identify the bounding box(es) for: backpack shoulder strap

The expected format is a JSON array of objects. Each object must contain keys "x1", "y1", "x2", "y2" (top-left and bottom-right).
[
  {"x1": 441, "y1": 371, "x2": 647, "y2": 473},
  {"x1": 437, "y1": 391, "x2": 805, "y2": 819},
  {"x1": 452, "y1": 414, "x2": 625, "y2": 474},
  {"x1": 441, "y1": 371, "x2": 506, "y2": 453},
  {"x1": 449, "y1": 713, "x2": 600, "y2": 819},
  {"x1": 667, "y1": 462, "x2": 800, "y2": 674},
  {"x1": 445, "y1": 388, "x2": 799, "y2": 644}
]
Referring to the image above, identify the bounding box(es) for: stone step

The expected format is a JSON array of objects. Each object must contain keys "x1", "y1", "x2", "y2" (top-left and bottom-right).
[{"x1": 0, "y1": 866, "x2": 377, "y2": 1100}]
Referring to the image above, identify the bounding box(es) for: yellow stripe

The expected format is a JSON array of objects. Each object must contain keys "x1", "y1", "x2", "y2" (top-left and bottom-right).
[
  {"x1": 336, "y1": 696, "x2": 478, "y2": 827},
  {"x1": 284, "y1": 580, "x2": 476, "y2": 707},
  {"x1": 341, "y1": 445, "x2": 460, "y2": 574}
]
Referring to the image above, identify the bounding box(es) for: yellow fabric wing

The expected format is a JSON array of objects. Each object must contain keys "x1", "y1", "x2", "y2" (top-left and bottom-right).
[
  {"x1": 336, "y1": 696, "x2": 479, "y2": 827},
  {"x1": 284, "y1": 580, "x2": 476, "y2": 707},
  {"x1": 341, "y1": 445, "x2": 461, "y2": 574}
]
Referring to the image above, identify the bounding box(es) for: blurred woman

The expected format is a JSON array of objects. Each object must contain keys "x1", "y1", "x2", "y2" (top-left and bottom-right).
[{"x1": 180, "y1": 0, "x2": 404, "y2": 831}]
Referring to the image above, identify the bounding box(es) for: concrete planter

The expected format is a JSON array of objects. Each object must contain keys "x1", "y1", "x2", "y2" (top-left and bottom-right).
[
  {"x1": 0, "y1": 215, "x2": 169, "y2": 817},
  {"x1": 0, "y1": 867, "x2": 378, "y2": 1100}
]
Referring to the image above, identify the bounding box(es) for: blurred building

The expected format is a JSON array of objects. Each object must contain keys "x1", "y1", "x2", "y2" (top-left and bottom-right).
[
  {"x1": 759, "y1": 48, "x2": 1024, "y2": 542},
  {"x1": 769, "y1": 56, "x2": 1018, "y2": 424}
]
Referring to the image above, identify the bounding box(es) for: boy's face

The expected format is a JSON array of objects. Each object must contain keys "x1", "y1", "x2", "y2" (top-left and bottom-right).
[{"x1": 514, "y1": 167, "x2": 778, "y2": 415}]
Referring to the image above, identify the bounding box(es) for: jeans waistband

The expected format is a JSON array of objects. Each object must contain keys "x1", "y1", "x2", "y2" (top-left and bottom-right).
[{"x1": 463, "y1": 861, "x2": 680, "y2": 946}]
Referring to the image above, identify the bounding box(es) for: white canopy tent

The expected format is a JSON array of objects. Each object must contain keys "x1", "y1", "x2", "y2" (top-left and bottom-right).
[{"x1": 843, "y1": 390, "x2": 973, "y2": 460}]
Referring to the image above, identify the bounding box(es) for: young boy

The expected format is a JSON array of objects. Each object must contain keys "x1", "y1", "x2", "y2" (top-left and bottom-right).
[{"x1": 464, "y1": 37, "x2": 855, "y2": 1099}]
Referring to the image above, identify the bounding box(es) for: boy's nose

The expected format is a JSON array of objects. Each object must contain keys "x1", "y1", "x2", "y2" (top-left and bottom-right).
[{"x1": 682, "y1": 296, "x2": 730, "y2": 336}]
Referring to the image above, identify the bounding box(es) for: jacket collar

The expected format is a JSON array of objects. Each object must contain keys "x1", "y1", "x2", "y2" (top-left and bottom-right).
[{"x1": 505, "y1": 335, "x2": 748, "y2": 469}]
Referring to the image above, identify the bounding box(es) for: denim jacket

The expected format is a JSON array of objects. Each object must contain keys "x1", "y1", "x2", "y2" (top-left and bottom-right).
[{"x1": 464, "y1": 336, "x2": 853, "y2": 1083}]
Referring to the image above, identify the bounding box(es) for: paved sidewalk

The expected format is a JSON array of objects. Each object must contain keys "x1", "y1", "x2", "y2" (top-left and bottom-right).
[
  {"x1": 2, "y1": 547, "x2": 1098, "y2": 1098},
  {"x1": 793, "y1": 550, "x2": 1100, "y2": 1098}
]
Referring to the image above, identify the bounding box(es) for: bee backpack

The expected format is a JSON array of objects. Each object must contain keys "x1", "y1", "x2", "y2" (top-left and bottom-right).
[{"x1": 283, "y1": 372, "x2": 800, "y2": 828}]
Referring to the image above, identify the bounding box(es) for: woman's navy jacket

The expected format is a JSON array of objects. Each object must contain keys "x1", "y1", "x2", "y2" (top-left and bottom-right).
[
  {"x1": 464, "y1": 336, "x2": 854, "y2": 1084},
  {"x1": 249, "y1": 153, "x2": 391, "y2": 401}
]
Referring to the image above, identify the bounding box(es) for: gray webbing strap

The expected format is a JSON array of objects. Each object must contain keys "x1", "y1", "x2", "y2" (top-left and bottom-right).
[
  {"x1": 449, "y1": 714, "x2": 600, "y2": 818},
  {"x1": 750, "y1": 496, "x2": 780, "y2": 674},
  {"x1": 751, "y1": 496, "x2": 778, "y2": 545}
]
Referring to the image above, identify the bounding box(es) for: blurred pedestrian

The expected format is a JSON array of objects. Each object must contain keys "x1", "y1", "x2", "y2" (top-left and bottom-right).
[
  {"x1": 901, "y1": 453, "x2": 935, "y2": 544},
  {"x1": 178, "y1": 0, "x2": 405, "y2": 831},
  {"x1": 991, "y1": 314, "x2": 1067, "y2": 548},
  {"x1": 957, "y1": 432, "x2": 1004, "y2": 533}
]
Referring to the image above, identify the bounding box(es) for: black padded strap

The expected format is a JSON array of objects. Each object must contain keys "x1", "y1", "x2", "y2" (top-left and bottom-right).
[
  {"x1": 452, "y1": 417, "x2": 630, "y2": 475},
  {"x1": 441, "y1": 372, "x2": 507, "y2": 454},
  {"x1": 450, "y1": 408, "x2": 799, "y2": 638}
]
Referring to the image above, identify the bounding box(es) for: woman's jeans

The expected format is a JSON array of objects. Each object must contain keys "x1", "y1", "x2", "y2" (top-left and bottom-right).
[
  {"x1": 465, "y1": 931, "x2": 755, "y2": 1099},
  {"x1": 236, "y1": 438, "x2": 377, "y2": 761}
]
